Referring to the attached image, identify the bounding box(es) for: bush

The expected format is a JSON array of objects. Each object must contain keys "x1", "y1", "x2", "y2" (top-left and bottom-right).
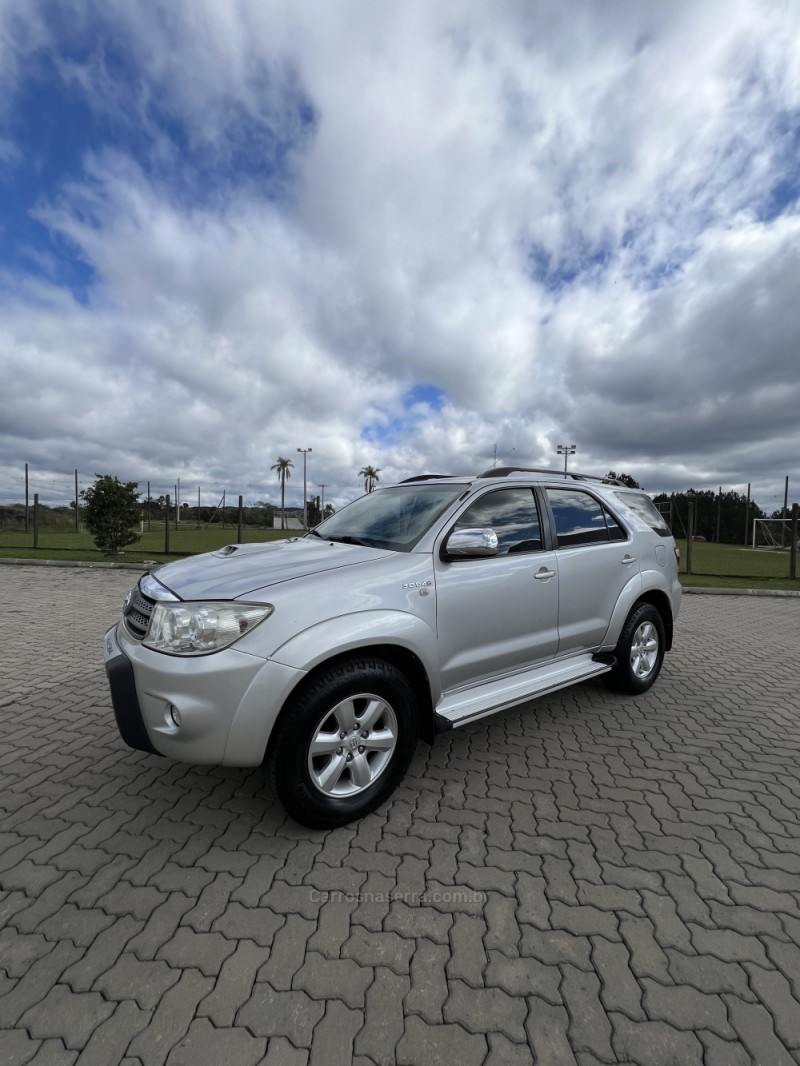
[{"x1": 80, "y1": 474, "x2": 141, "y2": 555}]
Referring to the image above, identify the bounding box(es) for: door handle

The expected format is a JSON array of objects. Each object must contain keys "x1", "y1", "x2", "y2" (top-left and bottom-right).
[
  {"x1": 534, "y1": 568, "x2": 556, "y2": 580},
  {"x1": 621, "y1": 555, "x2": 637, "y2": 566}
]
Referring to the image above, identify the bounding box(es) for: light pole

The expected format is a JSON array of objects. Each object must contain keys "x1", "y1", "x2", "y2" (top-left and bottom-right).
[
  {"x1": 318, "y1": 483, "x2": 327, "y2": 520},
  {"x1": 297, "y1": 447, "x2": 312, "y2": 528},
  {"x1": 556, "y1": 443, "x2": 576, "y2": 476}
]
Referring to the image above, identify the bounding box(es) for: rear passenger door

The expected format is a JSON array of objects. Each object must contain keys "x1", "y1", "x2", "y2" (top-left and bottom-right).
[{"x1": 543, "y1": 487, "x2": 639, "y2": 654}]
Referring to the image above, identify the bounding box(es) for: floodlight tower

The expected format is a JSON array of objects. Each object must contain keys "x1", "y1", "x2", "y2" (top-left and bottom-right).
[{"x1": 556, "y1": 443, "x2": 576, "y2": 476}]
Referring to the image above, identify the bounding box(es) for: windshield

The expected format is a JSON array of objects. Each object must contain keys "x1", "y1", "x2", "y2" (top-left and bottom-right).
[{"x1": 312, "y1": 483, "x2": 467, "y2": 551}]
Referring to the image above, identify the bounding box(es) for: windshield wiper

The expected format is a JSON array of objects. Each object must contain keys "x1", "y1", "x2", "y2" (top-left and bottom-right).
[
  {"x1": 325, "y1": 534, "x2": 378, "y2": 547},
  {"x1": 306, "y1": 528, "x2": 329, "y2": 540}
]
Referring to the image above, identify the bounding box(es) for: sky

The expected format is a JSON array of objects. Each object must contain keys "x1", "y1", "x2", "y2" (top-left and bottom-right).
[{"x1": 1, "y1": 0, "x2": 799, "y2": 516}]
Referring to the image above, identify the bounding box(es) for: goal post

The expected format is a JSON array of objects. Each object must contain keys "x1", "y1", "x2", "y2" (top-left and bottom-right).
[{"x1": 752, "y1": 518, "x2": 793, "y2": 549}]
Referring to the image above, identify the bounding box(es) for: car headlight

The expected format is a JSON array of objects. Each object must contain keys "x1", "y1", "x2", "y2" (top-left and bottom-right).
[{"x1": 143, "y1": 602, "x2": 272, "y2": 656}]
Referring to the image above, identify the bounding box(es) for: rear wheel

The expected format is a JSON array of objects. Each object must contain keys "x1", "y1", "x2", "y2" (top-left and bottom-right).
[
  {"x1": 607, "y1": 603, "x2": 665, "y2": 695},
  {"x1": 267, "y1": 657, "x2": 419, "y2": 828}
]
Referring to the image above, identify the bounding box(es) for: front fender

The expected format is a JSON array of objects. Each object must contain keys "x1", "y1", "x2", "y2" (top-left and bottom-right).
[{"x1": 269, "y1": 609, "x2": 441, "y2": 702}]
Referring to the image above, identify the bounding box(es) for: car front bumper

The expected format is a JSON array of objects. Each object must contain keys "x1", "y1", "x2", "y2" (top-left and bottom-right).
[{"x1": 103, "y1": 622, "x2": 304, "y2": 767}]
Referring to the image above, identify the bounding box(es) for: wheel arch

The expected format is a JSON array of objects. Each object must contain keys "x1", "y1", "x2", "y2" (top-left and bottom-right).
[
  {"x1": 266, "y1": 643, "x2": 436, "y2": 764},
  {"x1": 635, "y1": 588, "x2": 674, "y2": 651}
]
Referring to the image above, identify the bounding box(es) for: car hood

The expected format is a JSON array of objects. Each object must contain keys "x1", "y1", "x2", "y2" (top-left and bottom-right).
[{"x1": 149, "y1": 538, "x2": 394, "y2": 601}]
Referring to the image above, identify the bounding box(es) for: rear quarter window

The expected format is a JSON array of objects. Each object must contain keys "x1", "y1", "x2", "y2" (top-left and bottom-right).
[{"x1": 613, "y1": 492, "x2": 672, "y2": 537}]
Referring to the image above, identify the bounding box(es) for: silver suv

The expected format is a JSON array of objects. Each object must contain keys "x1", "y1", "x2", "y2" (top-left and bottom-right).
[{"x1": 104, "y1": 468, "x2": 681, "y2": 827}]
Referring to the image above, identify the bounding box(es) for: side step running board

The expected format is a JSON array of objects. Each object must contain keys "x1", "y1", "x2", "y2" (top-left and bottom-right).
[{"x1": 434, "y1": 654, "x2": 613, "y2": 732}]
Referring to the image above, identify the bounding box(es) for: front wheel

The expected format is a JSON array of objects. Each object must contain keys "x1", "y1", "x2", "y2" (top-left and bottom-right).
[
  {"x1": 607, "y1": 603, "x2": 665, "y2": 695},
  {"x1": 267, "y1": 657, "x2": 419, "y2": 828}
]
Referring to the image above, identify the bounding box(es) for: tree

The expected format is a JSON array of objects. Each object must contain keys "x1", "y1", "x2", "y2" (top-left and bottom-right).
[
  {"x1": 606, "y1": 471, "x2": 641, "y2": 488},
  {"x1": 271, "y1": 457, "x2": 294, "y2": 529},
  {"x1": 80, "y1": 474, "x2": 141, "y2": 556},
  {"x1": 359, "y1": 465, "x2": 381, "y2": 493}
]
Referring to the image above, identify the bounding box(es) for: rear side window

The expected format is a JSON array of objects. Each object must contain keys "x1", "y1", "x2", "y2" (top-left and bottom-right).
[
  {"x1": 613, "y1": 491, "x2": 671, "y2": 537},
  {"x1": 546, "y1": 489, "x2": 627, "y2": 548},
  {"x1": 454, "y1": 488, "x2": 543, "y2": 554}
]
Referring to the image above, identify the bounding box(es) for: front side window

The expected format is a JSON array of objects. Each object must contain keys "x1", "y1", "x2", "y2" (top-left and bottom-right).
[
  {"x1": 547, "y1": 489, "x2": 626, "y2": 548},
  {"x1": 454, "y1": 488, "x2": 543, "y2": 554}
]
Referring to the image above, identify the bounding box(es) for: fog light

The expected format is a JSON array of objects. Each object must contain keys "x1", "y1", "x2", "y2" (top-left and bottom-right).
[{"x1": 169, "y1": 705, "x2": 181, "y2": 728}]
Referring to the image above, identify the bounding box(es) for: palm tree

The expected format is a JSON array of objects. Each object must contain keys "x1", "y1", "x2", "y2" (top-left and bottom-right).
[
  {"x1": 359, "y1": 465, "x2": 381, "y2": 493},
  {"x1": 271, "y1": 456, "x2": 294, "y2": 529}
]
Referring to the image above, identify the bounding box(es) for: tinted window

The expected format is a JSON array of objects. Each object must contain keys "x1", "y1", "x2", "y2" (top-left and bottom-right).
[
  {"x1": 547, "y1": 489, "x2": 626, "y2": 547},
  {"x1": 613, "y1": 491, "x2": 671, "y2": 537},
  {"x1": 455, "y1": 488, "x2": 543, "y2": 554}
]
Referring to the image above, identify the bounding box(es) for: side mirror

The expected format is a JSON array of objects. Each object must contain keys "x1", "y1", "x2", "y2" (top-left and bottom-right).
[{"x1": 443, "y1": 527, "x2": 499, "y2": 558}]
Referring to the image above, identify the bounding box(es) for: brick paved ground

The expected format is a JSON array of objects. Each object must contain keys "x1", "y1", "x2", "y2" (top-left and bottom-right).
[{"x1": 2, "y1": 564, "x2": 800, "y2": 1065}]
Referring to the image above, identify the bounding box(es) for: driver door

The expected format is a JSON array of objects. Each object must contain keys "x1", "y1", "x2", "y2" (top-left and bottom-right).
[{"x1": 434, "y1": 487, "x2": 559, "y2": 693}]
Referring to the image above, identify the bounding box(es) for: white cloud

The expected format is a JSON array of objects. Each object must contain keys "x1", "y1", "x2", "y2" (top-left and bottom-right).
[{"x1": 1, "y1": 0, "x2": 799, "y2": 510}]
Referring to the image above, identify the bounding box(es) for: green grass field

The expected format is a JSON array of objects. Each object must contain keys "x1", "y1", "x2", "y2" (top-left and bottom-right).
[
  {"x1": 0, "y1": 525, "x2": 297, "y2": 564},
  {"x1": 1, "y1": 530, "x2": 797, "y2": 591}
]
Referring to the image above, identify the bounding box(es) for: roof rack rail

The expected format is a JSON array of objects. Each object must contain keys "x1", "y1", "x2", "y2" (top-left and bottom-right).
[
  {"x1": 476, "y1": 466, "x2": 625, "y2": 486},
  {"x1": 399, "y1": 474, "x2": 455, "y2": 483}
]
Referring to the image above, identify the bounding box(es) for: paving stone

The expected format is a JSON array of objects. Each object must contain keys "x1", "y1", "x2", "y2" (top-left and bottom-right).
[
  {"x1": 94, "y1": 882, "x2": 168, "y2": 923},
  {"x1": 724, "y1": 996, "x2": 797, "y2": 1066},
  {"x1": 689, "y1": 923, "x2": 770, "y2": 966},
  {"x1": 520, "y1": 928, "x2": 592, "y2": 970},
  {"x1": 0, "y1": 941, "x2": 82, "y2": 1028},
  {"x1": 443, "y1": 979, "x2": 527, "y2": 1042},
  {"x1": 155, "y1": 925, "x2": 237, "y2": 976},
  {"x1": 384, "y1": 901, "x2": 452, "y2": 943},
  {"x1": 237, "y1": 986, "x2": 325, "y2": 1047},
  {"x1": 20, "y1": 985, "x2": 115, "y2": 1051},
  {"x1": 0, "y1": 1027, "x2": 40, "y2": 1066},
  {"x1": 307, "y1": 1000, "x2": 362, "y2": 1066},
  {"x1": 405, "y1": 940, "x2": 450, "y2": 1024},
  {"x1": 122, "y1": 893, "x2": 195, "y2": 959},
  {"x1": 293, "y1": 953, "x2": 374, "y2": 1009},
  {"x1": 60, "y1": 915, "x2": 142, "y2": 992},
  {"x1": 164, "y1": 1017, "x2": 267, "y2": 1066},
  {"x1": 610, "y1": 1013, "x2": 705, "y2": 1066},
  {"x1": 745, "y1": 962, "x2": 800, "y2": 1048},
  {"x1": 396, "y1": 1015, "x2": 487, "y2": 1066},
  {"x1": 591, "y1": 937, "x2": 645, "y2": 1020},
  {"x1": 211, "y1": 901, "x2": 284, "y2": 946},
  {"x1": 525, "y1": 998, "x2": 577, "y2": 1065},
  {"x1": 20, "y1": 1037, "x2": 79, "y2": 1065},
  {"x1": 484, "y1": 894, "x2": 521, "y2": 954},
  {"x1": 260, "y1": 1037, "x2": 308, "y2": 1066},
  {"x1": 12, "y1": 872, "x2": 88, "y2": 934},
  {"x1": 485, "y1": 1032, "x2": 534, "y2": 1066},
  {"x1": 341, "y1": 926, "x2": 416, "y2": 974},
  {"x1": 197, "y1": 939, "x2": 271, "y2": 1026},
  {"x1": 484, "y1": 950, "x2": 561, "y2": 1004},
  {"x1": 0, "y1": 930, "x2": 54, "y2": 979},
  {"x1": 73, "y1": 1000, "x2": 149, "y2": 1066},
  {"x1": 128, "y1": 968, "x2": 214, "y2": 1066},
  {"x1": 256, "y1": 914, "x2": 314, "y2": 990},
  {"x1": 447, "y1": 912, "x2": 487, "y2": 985},
  {"x1": 353, "y1": 968, "x2": 409, "y2": 1066},
  {"x1": 561, "y1": 964, "x2": 614, "y2": 1060},
  {"x1": 641, "y1": 978, "x2": 734, "y2": 1039},
  {"x1": 619, "y1": 915, "x2": 671, "y2": 982},
  {"x1": 93, "y1": 953, "x2": 181, "y2": 1011}
]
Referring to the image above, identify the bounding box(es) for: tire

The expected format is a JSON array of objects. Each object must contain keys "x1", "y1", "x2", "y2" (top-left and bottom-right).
[
  {"x1": 267, "y1": 657, "x2": 419, "y2": 829},
  {"x1": 607, "y1": 602, "x2": 665, "y2": 695}
]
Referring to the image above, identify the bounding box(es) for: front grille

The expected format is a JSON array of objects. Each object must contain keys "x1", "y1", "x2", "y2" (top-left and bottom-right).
[{"x1": 123, "y1": 586, "x2": 156, "y2": 641}]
